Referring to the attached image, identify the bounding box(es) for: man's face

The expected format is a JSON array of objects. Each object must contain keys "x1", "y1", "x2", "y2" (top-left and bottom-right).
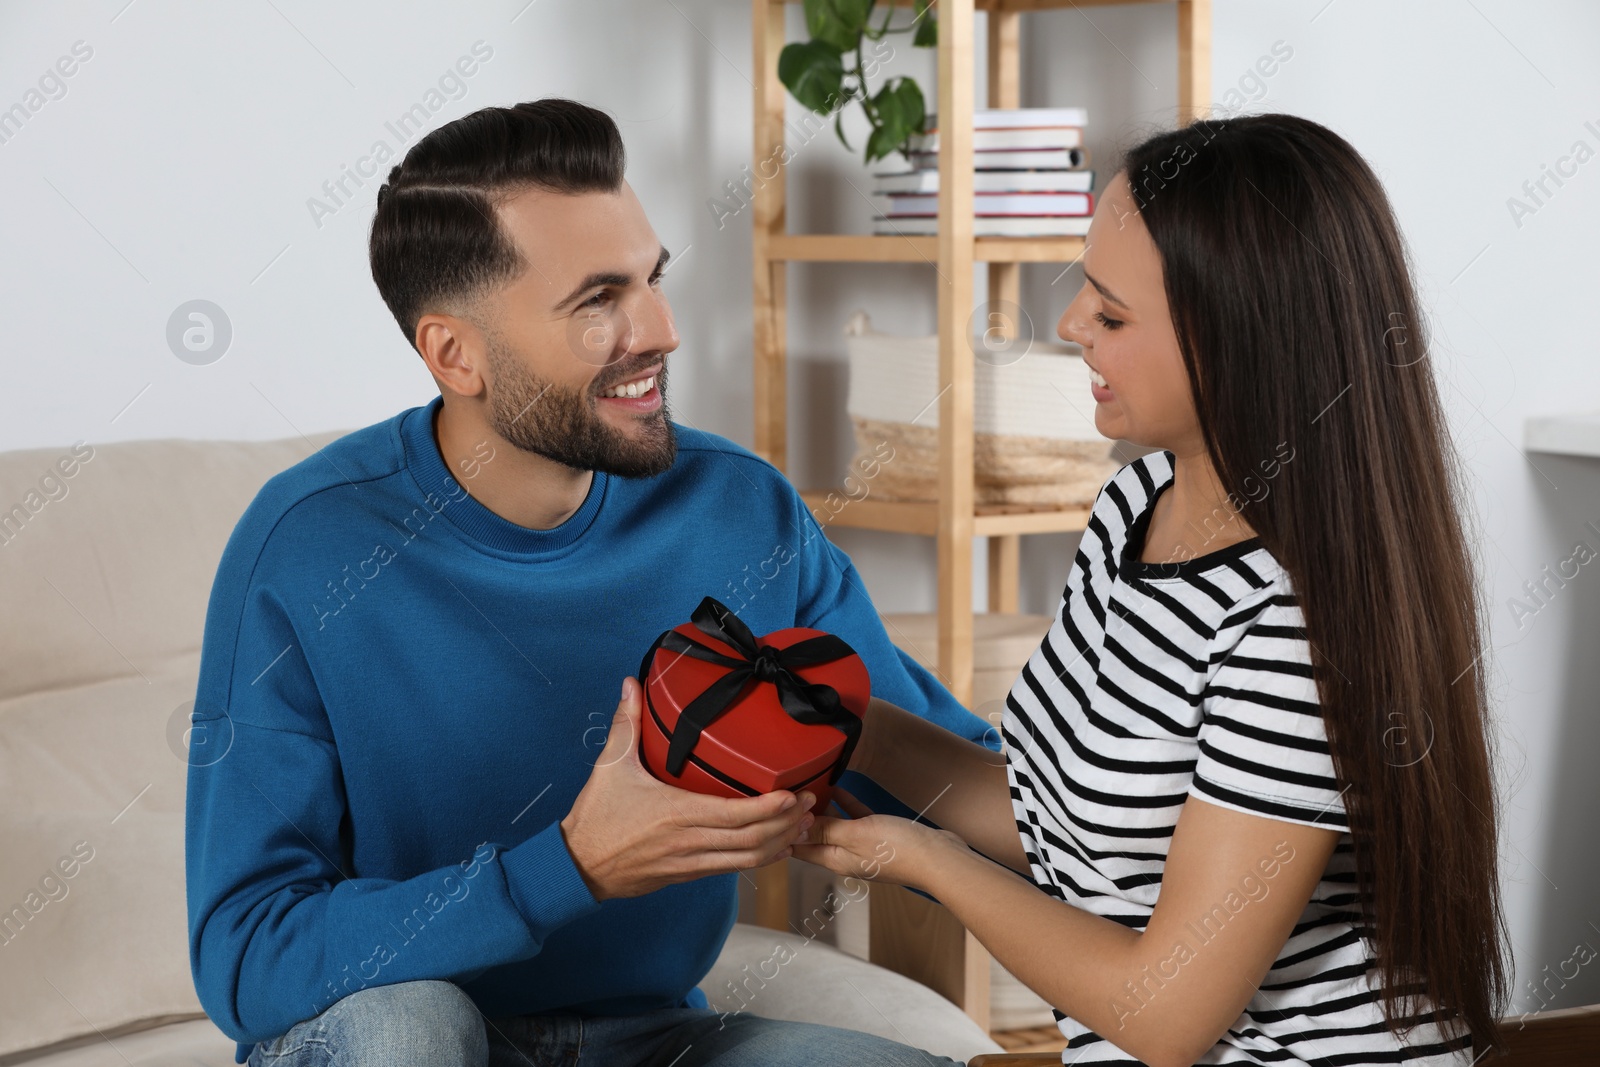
[{"x1": 473, "y1": 180, "x2": 680, "y2": 477}]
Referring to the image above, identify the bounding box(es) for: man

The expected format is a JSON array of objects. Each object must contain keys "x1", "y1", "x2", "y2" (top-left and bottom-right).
[{"x1": 185, "y1": 98, "x2": 993, "y2": 1067}]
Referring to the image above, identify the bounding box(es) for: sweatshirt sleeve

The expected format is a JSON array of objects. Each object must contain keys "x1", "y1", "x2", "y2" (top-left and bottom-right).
[
  {"x1": 185, "y1": 566, "x2": 601, "y2": 1047},
  {"x1": 785, "y1": 487, "x2": 1001, "y2": 820}
]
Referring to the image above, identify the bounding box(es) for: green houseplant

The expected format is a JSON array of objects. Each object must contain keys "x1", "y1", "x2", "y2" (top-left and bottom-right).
[{"x1": 777, "y1": 0, "x2": 937, "y2": 164}]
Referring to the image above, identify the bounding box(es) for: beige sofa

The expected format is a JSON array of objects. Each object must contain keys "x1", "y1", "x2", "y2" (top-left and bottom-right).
[{"x1": 0, "y1": 429, "x2": 1003, "y2": 1066}]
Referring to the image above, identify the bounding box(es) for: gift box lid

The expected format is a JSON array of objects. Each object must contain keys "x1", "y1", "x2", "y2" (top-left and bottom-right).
[{"x1": 643, "y1": 624, "x2": 870, "y2": 794}]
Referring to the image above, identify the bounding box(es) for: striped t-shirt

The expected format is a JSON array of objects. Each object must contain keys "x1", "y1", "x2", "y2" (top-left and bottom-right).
[{"x1": 1001, "y1": 450, "x2": 1471, "y2": 1065}]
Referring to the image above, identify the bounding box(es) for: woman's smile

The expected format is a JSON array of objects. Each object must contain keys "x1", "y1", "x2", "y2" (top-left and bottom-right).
[{"x1": 1086, "y1": 361, "x2": 1114, "y2": 403}]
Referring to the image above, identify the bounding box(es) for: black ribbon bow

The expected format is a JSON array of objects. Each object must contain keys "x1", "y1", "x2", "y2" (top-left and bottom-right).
[{"x1": 637, "y1": 597, "x2": 863, "y2": 785}]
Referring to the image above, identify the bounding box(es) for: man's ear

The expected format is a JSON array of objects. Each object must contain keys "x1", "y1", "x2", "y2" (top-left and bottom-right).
[{"x1": 416, "y1": 310, "x2": 488, "y2": 399}]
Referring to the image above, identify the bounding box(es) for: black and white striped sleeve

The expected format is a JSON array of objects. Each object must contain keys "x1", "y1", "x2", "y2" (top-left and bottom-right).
[{"x1": 1188, "y1": 589, "x2": 1349, "y2": 832}]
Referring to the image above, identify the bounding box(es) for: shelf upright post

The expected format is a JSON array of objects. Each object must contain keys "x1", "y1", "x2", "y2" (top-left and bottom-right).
[
  {"x1": 985, "y1": 5, "x2": 1024, "y2": 615},
  {"x1": 752, "y1": 0, "x2": 789, "y2": 473},
  {"x1": 1178, "y1": 0, "x2": 1212, "y2": 124},
  {"x1": 748, "y1": 0, "x2": 793, "y2": 933},
  {"x1": 936, "y1": 0, "x2": 994, "y2": 1033},
  {"x1": 936, "y1": 0, "x2": 978, "y2": 713}
]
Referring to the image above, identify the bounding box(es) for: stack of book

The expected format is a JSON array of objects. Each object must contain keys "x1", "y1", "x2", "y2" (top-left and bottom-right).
[{"x1": 870, "y1": 106, "x2": 1093, "y2": 237}]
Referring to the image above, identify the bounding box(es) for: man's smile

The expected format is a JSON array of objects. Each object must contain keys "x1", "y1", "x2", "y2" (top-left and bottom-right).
[{"x1": 596, "y1": 363, "x2": 662, "y2": 411}]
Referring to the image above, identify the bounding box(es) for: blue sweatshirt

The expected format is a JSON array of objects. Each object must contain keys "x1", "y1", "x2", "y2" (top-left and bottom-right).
[{"x1": 185, "y1": 394, "x2": 995, "y2": 1063}]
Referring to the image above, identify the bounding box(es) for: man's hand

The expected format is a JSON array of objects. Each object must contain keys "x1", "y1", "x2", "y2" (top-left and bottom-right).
[{"x1": 559, "y1": 676, "x2": 816, "y2": 901}]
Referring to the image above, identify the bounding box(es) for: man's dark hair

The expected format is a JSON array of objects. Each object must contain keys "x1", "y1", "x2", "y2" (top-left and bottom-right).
[{"x1": 369, "y1": 98, "x2": 626, "y2": 351}]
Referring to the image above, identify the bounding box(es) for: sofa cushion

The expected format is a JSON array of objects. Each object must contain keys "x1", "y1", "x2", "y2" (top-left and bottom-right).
[
  {"x1": 0, "y1": 434, "x2": 342, "y2": 1059},
  {"x1": 0, "y1": 657, "x2": 206, "y2": 1058},
  {"x1": 702, "y1": 923, "x2": 1002, "y2": 1063},
  {"x1": 3, "y1": 923, "x2": 1001, "y2": 1065},
  {"x1": 0, "y1": 433, "x2": 344, "y2": 705},
  {"x1": 0, "y1": 1018, "x2": 233, "y2": 1067},
  {"x1": 0, "y1": 433, "x2": 1002, "y2": 1065}
]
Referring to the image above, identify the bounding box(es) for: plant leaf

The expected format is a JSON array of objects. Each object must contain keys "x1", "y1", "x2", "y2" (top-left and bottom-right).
[
  {"x1": 835, "y1": 0, "x2": 876, "y2": 28},
  {"x1": 895, "y1": 77, "x2": 926, "y2": 135},
  {"x1": 869, "y1": 81, "x2": 904, "y2": 139},
  {"x1": 866, "y1": 122, "x2": 901, "y2": 163},
  {"x1": 834, "y1": 110, "x2": 853, "y2": 152},
  {"x1": 804, "y1": 0, "x2": 864, "y2": 54},
  {"x1": 912, "y1": 0, "x2": 937, "y2": 48},
  {"x1": 866, "y1": 78, "x2": 915, "y2": 163},
  {"x1": 779, "y1": 41, "x2": 846, "y2": 114}
]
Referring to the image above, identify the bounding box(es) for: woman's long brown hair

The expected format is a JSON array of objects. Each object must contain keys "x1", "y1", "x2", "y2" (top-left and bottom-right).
[{"x1": 1117, "y1": 114, "x2": 1508, "y2": 1052}]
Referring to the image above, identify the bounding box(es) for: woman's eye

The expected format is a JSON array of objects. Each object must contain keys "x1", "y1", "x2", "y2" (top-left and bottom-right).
[
  {"x1": 583, "y1": 291, "x2": 610, "y2": 308},
  {"x1": 1093, "y1": 310, "x2": 1122, "y2": 330}
]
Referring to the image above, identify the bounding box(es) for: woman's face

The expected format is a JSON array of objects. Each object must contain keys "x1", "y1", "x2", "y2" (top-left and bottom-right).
[{"x1": 1057, "y1": 171, "x2": 1202, "y2": 456}]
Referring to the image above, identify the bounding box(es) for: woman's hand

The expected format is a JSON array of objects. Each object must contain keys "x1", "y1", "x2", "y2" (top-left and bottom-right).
[
  {"x1": 836, "y1": 699, "x2": 1032, "y2": 876},
  {"x1": 790, "y1": 787, "x2": 969, "y2": 891}
]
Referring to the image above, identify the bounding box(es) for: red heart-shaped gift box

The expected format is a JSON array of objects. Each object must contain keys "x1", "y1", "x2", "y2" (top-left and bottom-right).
[{"x1": 637, "y1": 598, "x2": 871, "y2": 818}]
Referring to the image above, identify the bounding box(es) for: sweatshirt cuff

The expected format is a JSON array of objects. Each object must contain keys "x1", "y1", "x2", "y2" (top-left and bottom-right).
[{"x1": 500, "y1": 819, "x2": 602, "y2": 936}]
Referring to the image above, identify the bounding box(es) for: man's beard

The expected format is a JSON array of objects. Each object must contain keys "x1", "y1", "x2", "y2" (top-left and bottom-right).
[{"x1": 483, "y1": 337, "x2": 677, "y2": 478}]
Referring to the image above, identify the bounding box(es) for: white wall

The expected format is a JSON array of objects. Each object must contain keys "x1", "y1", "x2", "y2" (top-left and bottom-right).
[{"x1": 4, "y1": 0, "x2": 1596, "y2": 1015}]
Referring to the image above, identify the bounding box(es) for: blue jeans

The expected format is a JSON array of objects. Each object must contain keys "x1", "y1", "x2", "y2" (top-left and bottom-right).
[{"x1": 245, "y1": 979, "x2": 969, "y2": 1067}]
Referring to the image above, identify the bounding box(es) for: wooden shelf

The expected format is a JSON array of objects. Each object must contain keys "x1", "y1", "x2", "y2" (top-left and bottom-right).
[
  {"x1": 750, "y1": 0, "x2": 1210, "y2": 1038},
  {"x1": 764, "y1": 233, "x2": 1086, "y2": 264},
  {"x1": 802, "y1": 490, "x2": 1092, "y2": 537}
]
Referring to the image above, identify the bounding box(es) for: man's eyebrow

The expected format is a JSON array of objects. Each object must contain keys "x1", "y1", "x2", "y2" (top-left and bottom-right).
[
  {"x1": 1084, "y1": 269, "x2": 1130, "y2": 309},
  {"x1": 552, "y1": 246, "x2": 671, "y2": 312}
]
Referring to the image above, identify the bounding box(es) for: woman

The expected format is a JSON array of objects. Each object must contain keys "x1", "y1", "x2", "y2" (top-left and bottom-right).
[{"x1": 793, "y1": 114, "x2": 1508, "y2": 1067}]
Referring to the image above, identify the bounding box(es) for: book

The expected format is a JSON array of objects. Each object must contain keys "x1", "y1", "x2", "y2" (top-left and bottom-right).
[
  {"x1": 925, "y1": 107, "x2": 1089, "y2": 129},
  {"x1": 907, "y1": 147, "x2": 1087, "y2": 170},
  {"x1": 872, "y1": 215, "x2": 1092, "y2": 237},
  {"x1": 907, "y1": 126, "x2": 1082, "y2": 153},
  {"x1": 871, "y1": 191, "x2": 1094, "y2": 217},
  {"x1": 871, "y1": 169, "x2": 1096, "y2": 194}
]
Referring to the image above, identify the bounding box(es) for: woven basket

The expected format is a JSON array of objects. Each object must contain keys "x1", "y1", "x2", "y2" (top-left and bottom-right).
[{"x1": 844, "y1": 310, "x2": 1119, "y2": 507}]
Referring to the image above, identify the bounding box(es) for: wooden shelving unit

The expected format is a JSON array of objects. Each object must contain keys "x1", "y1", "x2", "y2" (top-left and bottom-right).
[{"x1": 749, "y1": 0, "x2": 1211, "y2": 1036}]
